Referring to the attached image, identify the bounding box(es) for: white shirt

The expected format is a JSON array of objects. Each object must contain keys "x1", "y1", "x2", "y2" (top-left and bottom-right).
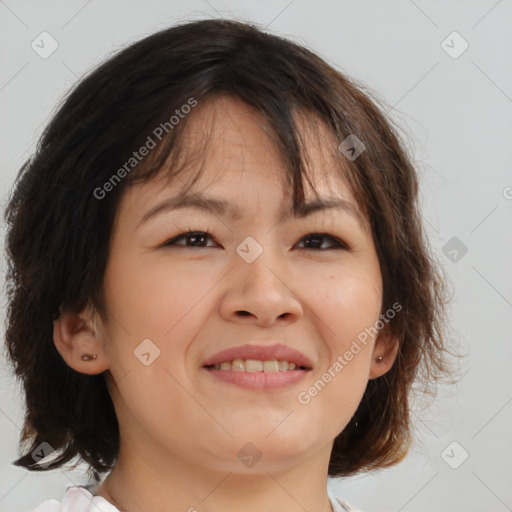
[{"x1": 31, "y1": 485, "x2": 362, "y2": 512}]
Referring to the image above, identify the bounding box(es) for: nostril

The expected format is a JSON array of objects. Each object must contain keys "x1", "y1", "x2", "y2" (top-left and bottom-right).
[{"x1": 237, "y1": 311, "x2": 251, "y2": 316}]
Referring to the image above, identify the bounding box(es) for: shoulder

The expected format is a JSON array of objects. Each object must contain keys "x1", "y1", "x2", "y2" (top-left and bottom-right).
[
  {"x1": 30, "y1": 486, "x2": 119, "y2": 512},
  {"x1": 329, "y1": 492, "x2": 363, "y2": 512}
]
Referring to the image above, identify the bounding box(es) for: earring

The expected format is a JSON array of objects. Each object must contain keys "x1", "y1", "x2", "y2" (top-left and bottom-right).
[
  {"x1": 376, "y1": 356, "x2": 383, "y2": 363},
  {"x1": 81, "y1": 354, "x2": 97, "y2": 361}
]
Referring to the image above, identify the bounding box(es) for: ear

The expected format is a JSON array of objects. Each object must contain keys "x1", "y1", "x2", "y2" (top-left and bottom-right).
[
  {"x1": 369, "y1": 330, "x2": 399, "y2": 380},
  {"x1": 53, "y1": 303, "x2": 109, "y2": 375}
]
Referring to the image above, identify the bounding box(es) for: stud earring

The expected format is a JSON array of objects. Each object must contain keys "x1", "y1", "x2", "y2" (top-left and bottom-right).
[
  {"x1": 376, "y1": 356, "x2": 383, "y2": 363},
  {"x1": 81, "y1": 354, "x2": 97, "y2": 361}
]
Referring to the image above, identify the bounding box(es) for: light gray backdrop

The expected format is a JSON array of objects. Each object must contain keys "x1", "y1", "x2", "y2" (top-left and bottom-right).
[{"x1": 1, "y1": 1, "x2": 511, "y2": 511}]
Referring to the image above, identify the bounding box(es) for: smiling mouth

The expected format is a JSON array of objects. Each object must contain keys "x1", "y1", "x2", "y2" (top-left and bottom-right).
[
  {"x1": 203, "y1": 359, "x2": 310, "y2": 372},
  {"x1": 203, "y1": 359, "x2": 310, "y2": 390}
]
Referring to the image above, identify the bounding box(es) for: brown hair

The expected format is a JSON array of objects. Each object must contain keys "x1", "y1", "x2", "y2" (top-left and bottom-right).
[{"x1": 3, "y1": 18, "x2": 453, "y2": 480}]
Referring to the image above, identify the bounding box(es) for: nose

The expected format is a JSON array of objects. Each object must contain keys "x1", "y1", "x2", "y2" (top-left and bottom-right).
[{"x1": 218, "y1": 249, "x2": 304, "y2": 328}]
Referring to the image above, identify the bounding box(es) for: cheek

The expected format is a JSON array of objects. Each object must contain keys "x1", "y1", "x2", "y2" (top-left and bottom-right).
[
  {"x1": 295, "y1": 264, "x2": 381, "y2": 419},
  {"x1": 102, "y1": 252, "x2": 224, "y2": 460},
  {"x1": 296, "y1": 364, "x2": 369, "y2": 445},
  {"x1": 109, "y1": 365, "x2": 226, "y2": 465},
  {"x1": 103, "y1": 253, "x2": 220, "y2": 341},
  {"x1": 303, "y1": 262, "x2": 382, "y2": 348}
]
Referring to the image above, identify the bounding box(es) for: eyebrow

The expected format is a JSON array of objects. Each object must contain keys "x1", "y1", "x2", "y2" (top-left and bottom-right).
[{"x1": 137, "y1": 192, "x2": 366, "y2": 230}]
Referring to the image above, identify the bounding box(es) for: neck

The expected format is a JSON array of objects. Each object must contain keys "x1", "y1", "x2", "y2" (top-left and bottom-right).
[{"x1": 96, "y1": 445, "x2": 334, "y2": 512}]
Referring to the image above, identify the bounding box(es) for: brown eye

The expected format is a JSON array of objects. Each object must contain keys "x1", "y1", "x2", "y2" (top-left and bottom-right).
[
  {"x1": 297, "y1": 233, "x2": 348, "y2": 250},
  {"x1": 163, "y1": 231, "x2": 216, "y2": 248}
]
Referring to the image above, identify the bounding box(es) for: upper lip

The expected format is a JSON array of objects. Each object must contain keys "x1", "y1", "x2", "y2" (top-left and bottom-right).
[{"x1": 202, "y1": 343, "x2": 313, "y2": 369}]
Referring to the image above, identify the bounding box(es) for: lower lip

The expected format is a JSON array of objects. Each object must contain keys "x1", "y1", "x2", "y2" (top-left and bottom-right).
[{"x1": 203, "y1": 368, "x2": 309, "y2": 390}]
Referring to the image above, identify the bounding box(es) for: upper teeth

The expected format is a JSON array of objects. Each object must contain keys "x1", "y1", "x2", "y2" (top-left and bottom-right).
[{"x1": 212, "y1": 359, "x2": 299, "y2": 372}]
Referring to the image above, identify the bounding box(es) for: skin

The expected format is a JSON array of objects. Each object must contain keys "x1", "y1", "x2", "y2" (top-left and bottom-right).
[{"x1": 54, "y1": 96, "x2": 399, "y2": 512}]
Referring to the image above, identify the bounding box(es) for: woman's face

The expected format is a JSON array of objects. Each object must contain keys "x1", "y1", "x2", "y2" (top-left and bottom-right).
[{"x1": 95, "y1": 96, "x2": 390, "y2": 473}]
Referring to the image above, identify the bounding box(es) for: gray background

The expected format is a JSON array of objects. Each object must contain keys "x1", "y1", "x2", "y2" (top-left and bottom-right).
[{"x1": 1, "y1": 1, "x2": 511, "y2": 511}]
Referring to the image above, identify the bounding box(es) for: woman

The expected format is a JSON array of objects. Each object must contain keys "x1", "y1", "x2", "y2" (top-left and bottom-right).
[{"x1": 4, "y1": 18, "x2": 452, "y2": 512}]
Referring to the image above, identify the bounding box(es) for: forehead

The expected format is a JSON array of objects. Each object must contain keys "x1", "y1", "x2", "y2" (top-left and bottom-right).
[
  {"x1": 188, "y1": 95, "x2": 338, "y2": 160},
  {"x1": 165, "y1": 95, "x2": 354, "y2": 196},
  {"x1": 119, "y1": 95, "x2": 368, "y2": 230}
]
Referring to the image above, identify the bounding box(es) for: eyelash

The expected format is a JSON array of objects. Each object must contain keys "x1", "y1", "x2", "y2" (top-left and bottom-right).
[{"x1": 162, "y1": 229, "x2": 348, "y2": 251}]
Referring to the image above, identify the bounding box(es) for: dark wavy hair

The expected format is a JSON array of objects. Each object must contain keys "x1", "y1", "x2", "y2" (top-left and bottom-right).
[{"x1": 3, "y1": 18, "x2": 454, "y2": 480}]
